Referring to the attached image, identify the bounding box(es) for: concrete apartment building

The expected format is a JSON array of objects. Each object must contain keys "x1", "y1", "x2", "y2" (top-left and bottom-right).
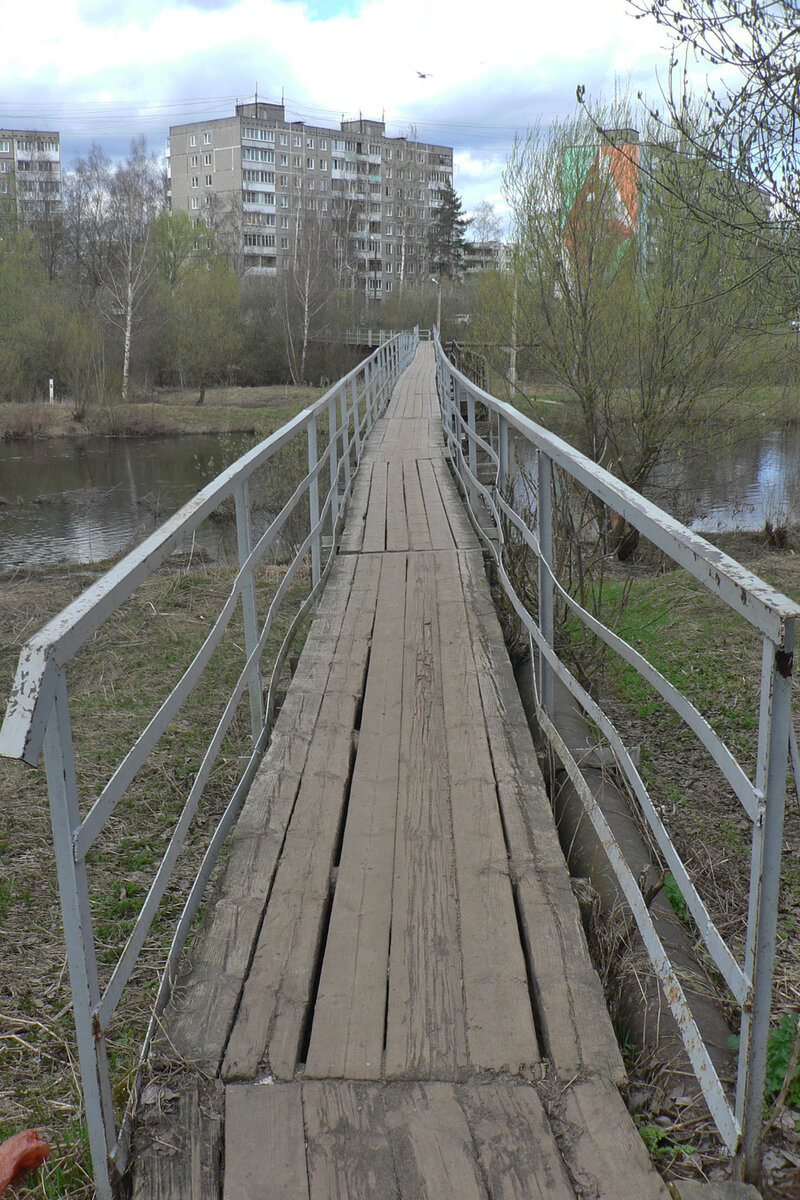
[
  {"x1": 0, "y1": 129, "x2": 62, "y2": 218},
  {"x1": 167, "y1": 101, "x2": 454, "y2": 296}
]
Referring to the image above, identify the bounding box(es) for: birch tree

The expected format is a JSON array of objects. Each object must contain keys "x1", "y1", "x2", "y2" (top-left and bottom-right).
[{"x1": 103, "y1": 138, "x2": 163, "y2": 401}]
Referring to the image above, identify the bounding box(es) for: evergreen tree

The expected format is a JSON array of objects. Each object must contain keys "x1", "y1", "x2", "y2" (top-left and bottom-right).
[{"x1": 428, "y1": 180, "x2": 470, "y2": 281}]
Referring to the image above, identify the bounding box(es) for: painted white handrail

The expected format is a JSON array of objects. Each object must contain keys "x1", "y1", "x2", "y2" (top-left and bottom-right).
[
  {"x1": 434, "y1": 332, "x2": 798, "y2": 1182},
  {"x1": 0, "y1": 329, "x2": 418, "y2": 1200}
]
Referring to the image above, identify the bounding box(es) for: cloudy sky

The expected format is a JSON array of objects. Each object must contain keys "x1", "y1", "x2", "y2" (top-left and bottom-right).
[{"x1": 0, "y1": 0, "x2": 687, "y2": 222}]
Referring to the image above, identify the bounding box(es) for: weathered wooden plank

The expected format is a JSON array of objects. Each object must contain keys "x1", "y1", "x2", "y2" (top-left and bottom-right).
[
  {"x1": 460, "y1": 1082, "x2": 577, "y2": 1200},
  {"x1": 383, "y1": 1082, "x2": 486, "y2": 1200},
  {"x1": 416, "y1": 458, "x2": 456, "y2": 551},
  {"x1": 303, "y1": 1082, "x2": 398, "y2": 1200},
  {"x1": 305, "y1": 552, "x2": 406, "y2": 1079},
  {"x1": 457, "y1": 551, "x2": 626, "y2": 1084},
  {"x1": 222, "y1": 556, "x2": 382, "y2": 1081},
  {"x1": 224, "y1": 1084, "x2": 309, "y2": 1200},
  {"x1": 435, "y1": 549, "x2": 540, "y2": 1072},
  {"x1": 362, "y1": 459, "x2": 388, "y2": 552},
  {"x1": 130, "y1": 1076, "x2": 223, "y2": 1200},
  {"x1": 339, "y1": 459, "x2": 373, "y2": 553},
  {"x1": 559, "y1": 1076, "x2": 671, "y2": 1199},
  {"x1": 385, "y1": 551, "x2": 468, "y2": 1078},
  {"x1": 403, "y1": 461, "x2": 434, "y2": 552},
  {"x1": 385, "y1": 458, "x2": 410, "y2": 552},
  {"x1": 430, "y1": 455, "x2": 479, "y2": 548},
  {"x1": 154, "y1": 558, "x2": 360, "y2": 1070}
]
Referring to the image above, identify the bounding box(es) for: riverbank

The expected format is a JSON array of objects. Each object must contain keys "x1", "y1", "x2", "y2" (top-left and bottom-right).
[
  {"x1": 575, "y1": 530, "x2": 800, "y2": 1187},
  {"x1": 0, "y1": 383, "x2": 325, "y2": 443},
  {"x1": 0, "y1": 557, "x2": 310, "y2": 1198}
]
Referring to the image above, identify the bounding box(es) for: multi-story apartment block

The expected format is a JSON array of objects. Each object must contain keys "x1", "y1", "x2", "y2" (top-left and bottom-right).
[
  {"x1": 167, "y1": 102, "x2": 454, "y2": 297},
  {"x1": 0, "y1": 130, "x2": 62, "y2": 218}
]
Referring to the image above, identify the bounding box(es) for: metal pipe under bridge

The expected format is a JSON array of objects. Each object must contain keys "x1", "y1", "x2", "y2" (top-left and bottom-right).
[{"x1": 2, "y1": 333, "x2": 796, "y2": 1197}]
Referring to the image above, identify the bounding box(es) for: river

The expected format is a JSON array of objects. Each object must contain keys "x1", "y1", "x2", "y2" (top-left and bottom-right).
[
  {"x1": 1, "y1": 423, "x2": 799, "y2": 573},
  {"x1": 0, "y1": 434, "x2": 233, "y2": 573}
]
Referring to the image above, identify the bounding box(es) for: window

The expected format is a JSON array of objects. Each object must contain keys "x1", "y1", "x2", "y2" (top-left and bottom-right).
[
  {"x1": 191, "y1": 196, "x2": 198, "y2": 208},
  {"x1": 280, "y1": 174, "x2": 288, "y2": 186},
  {"x1": 0, "y1": 162, "x2": 8, "y2": 173},
  {"x1": 386, "y1": 281, "x2": 392, "y2": 291},
  {"x1": 281, "y1": 237, "x2": 289, "y2": 249},
  {"x1": 191, "y1": 176, "x2": 199, "y2": 188},
  {"x1": 319, "y1": 179, "x2": 326, "y2": 191},
  {"x1": 0, "y1": 181, "x2": 6, "y2": 194},
  {"x1": 306, "y1": 137, "x2": 314, "y2": 148},
  {"x1": 190, "y1": 154, "x2": 198, "y2": 167},
  {"x1": 205, "y1": 175, "x2": 212, "y2": 186},
  {"x1": 204, "y1": 153, "x2": 211, "y2": 166},
  {"x1": 293, "y1": 134, "x2": 301, "y2": 147},
  {"x1": 279, "y1": 133, "x2": 288, "y2": 146},
  {"x1": 386, "y1": 262, "x2": 393, "y2": 272},
  {"x1": 0, "y1": 140, "x2": 9, "y2": 153},
  {"x1": 280, "y1": 196, "x2": 288, "y2": 207},
  {"x1": 306, "y1": 157, "x2": 314, "y2": 170},
  {"x1": 204, "y1": 132, "x2": 211, "y2": 144},
  {"x1": 320, "y1": 159, "x2": 327, "y2": 171},
  {"x1": 17, "y1": 140, "x2": 31, "y2": 151},
  {"x1": 190, "y1": 134, "x2": 197, "y2": 146},
  {"x1": 293, "y1": 156, "x2": 301, "y2": 168},
  {"x1": 281, "y1": 215, "x2": 289, "y2": 228},
  {"x1": 321, "y1": 199, "x2": 328, "y2": 210},
  {"x1": 320, "y1": 139, "x2": 328, "y2": 150},
  {"x1": 280, "y1": 154, "x2": 288, "y2": 166}
]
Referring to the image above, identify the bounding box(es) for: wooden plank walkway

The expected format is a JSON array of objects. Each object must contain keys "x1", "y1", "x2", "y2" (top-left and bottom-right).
[{"x1": 131, "y1": 344, "x2": 670, "y2": 1199}]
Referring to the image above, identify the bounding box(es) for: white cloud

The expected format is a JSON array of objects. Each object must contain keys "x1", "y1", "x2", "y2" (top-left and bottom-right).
[{"x1": 0, "y1": 0, "x2": 684, "y2": 219}]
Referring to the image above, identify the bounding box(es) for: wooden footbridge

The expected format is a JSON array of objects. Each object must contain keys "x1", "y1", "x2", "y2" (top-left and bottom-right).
[
  {"x1": 131, "y1": 344, "x2": 668, "y2": 1198},
  {"x1": 3, "y1": 332, "x2": 794, "y2": 1196}
]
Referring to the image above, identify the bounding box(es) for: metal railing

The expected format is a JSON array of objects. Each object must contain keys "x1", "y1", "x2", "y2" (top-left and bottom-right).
[
  {"x1": 433, "y1": 333, "x2": 799, "y2": 1181},
  {"x1": 0, "y1": 330, "x2": 418, "y2": 1200}
]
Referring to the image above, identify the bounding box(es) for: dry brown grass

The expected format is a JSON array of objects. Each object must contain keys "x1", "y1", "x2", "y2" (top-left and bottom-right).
[{"x1": 0, "y1": 556, "x2": 310, "y2": 1197}]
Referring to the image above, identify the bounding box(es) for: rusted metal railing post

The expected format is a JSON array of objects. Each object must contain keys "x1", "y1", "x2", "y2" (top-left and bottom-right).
[
  {"x1": 44, "y1": 673, "x2": 115, "y2": 1200},
  {"x1": 498, "y1": 413, "x2": 509, "y2": 499},
  {"x1": 536, "y1": 450, "x2": 555, "y2": 717},
  {"x1": 307, "y1": 414, "x2": 321, "y2": 587},
  {"x1": 234, "y1": 478, "x2": 263, "y2": 740},
  {"x1": 328, "y1": 393, "x2": 339, "y2": 533},
  {"x1": 340, "y1": 387, "x2": 351, "y2": 495},
  {"x1": 739, "y1": 624, "x2": 796, "y2": 1179}
]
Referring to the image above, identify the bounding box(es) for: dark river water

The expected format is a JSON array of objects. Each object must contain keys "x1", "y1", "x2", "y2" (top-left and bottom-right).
[
  {"x1": 1, "y1": 424, "x2": 799, "y2": 573},
  {"x1": 0, "y1": 434, "x2": 234, "y2": 572},
  {"x1": 512, "y1": 424, "x2": 800, "y2": 536}
]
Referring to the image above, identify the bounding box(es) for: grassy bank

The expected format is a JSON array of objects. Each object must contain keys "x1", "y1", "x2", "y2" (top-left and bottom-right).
[
  {"x1": 572, "y1": 532, "x2": 800, "y2": 1181},
  {"x1": 0, "y1": 555, "x2": 310, "y2": 1197},
  {"x1": 0, "y1": 383, "x2": 325, "y2": 443}
]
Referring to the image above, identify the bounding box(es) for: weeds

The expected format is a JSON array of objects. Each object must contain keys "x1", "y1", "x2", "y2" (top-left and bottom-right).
[{"x1": 0, "y1": 553, "x2": 311, "y2": 1195}]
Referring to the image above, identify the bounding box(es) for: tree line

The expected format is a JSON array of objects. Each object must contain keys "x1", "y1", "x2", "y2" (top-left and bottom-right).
[{"x1": 0, "y1": 137, "x2": 482, "y2": 410}]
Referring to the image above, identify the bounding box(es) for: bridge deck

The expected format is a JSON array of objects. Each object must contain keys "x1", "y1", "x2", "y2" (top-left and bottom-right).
[{"x1": 132, "y1": 345, "x2": 669, "y2": 1199}]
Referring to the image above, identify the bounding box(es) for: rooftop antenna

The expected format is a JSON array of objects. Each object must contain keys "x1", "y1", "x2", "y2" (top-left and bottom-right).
[{"x1": 255, "y1": 81, "x2": 258, "y2": 112}]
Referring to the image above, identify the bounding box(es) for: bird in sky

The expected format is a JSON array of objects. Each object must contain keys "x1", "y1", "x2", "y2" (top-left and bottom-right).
[{"x1": 416, "y1": 70, "x2": 433, "y2": 78}]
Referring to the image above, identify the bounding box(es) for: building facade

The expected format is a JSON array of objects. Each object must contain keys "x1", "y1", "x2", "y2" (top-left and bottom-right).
[
  {"x1": 167, "y1": 102, "x2": 454, "y2": 296},
  {"x1": 0, "y1": 129, "x2": 62, "y2": 219}
]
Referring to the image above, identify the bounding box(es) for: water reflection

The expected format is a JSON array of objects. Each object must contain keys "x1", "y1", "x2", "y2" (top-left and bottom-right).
[
  {"x1": 511, "y1": 424, "x2": 800, "y2": 533},
  {"x1": 0, "y1": 435, "x2": 232, "y2": 572},
  {"x1": 648, "y1": 426, "x2": 800, "y2": 532}
]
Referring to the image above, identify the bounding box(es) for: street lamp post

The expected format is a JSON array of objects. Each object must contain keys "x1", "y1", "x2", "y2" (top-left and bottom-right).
[{"x1": 430, "y1": 276, "x2": 441, "y2": 334}]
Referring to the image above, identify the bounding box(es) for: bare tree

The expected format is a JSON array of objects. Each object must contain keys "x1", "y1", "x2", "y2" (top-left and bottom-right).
[
  {"x1": 489, "y1": 97, "x2": 757, "y2": 487},
  {"x1": 469, "y1": 200, "x2": 503, "y2": 247},
  {"x1": 623, "y1": 0, "x2": 800, "y2": 312},
  {"x1": 280, "y1": 208, "x2": 334, "y2": 384}
]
